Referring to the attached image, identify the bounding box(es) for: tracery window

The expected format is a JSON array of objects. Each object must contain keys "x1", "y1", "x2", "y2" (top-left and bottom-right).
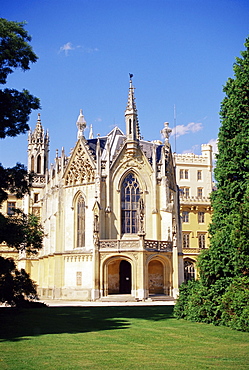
[
  {"x1": 76, "y1": 195, "x2": 85, "y2": 248},
  {"x1": 121, "y1": 173, "x2": 140, "y2": 234},
  {"x1": 198, "y1": 211, "x2": 205, "y2": 223},
  {"x1": 184, "y1": 260, "x2": 195, "y2": 282},
  {"x1": 182, "y1": 211, "x2": 189, "y2": 223},
  {"x1": 197, "y1": 187, "x2": 203, "y2": 198},
  {"x1": 198, "y1": 233, "x2": 205, "y2": 249},
  {"x1": 197, "y1": 170, "x2": 202, "y2": 180},
  {"x1": 183, "y1": 233, "x2": 190, "y2": 248}
]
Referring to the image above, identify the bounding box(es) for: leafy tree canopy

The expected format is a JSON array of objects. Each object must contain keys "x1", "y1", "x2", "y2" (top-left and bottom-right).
[
  {"x1": 174, "y1": 36, "x2": 249, "y2": 331},
  {"x1": 0, "y1": 18, "x2": 40, "y2": 138},
  {"x1": 0, "y1": 19, "x2": 43, "y2": 306}
]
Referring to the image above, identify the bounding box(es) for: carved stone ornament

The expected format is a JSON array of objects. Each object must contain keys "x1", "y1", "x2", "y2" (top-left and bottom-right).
[
  {"x1": 119, "y1": 150, "x2": 144, "y2": 170},
  {"x1": 65, "y1": 144, "x2": 95, "y2": 185}
]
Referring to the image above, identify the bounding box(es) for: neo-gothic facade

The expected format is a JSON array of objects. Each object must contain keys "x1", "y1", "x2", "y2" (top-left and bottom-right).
[{"x1": 14, "y1": 78, "x2": 184, "y2": 300}]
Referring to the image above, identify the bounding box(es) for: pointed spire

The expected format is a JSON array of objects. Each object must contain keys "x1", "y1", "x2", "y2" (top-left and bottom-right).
[
  {"x1": 89, "y1": 124, "x2": 94, "y2": 139},
  {"x1": 34, "y1": 113, "x2": 43, "y2": 135},
  {"x1": 126, "y1": 74, "x2": 137, "y2": 113},
  {"x1": 76, "y1": 109, "x2": 86, "y2": 139},
  {"x1": 125, "y1": 74, "x2": 141, "y2": 141}
]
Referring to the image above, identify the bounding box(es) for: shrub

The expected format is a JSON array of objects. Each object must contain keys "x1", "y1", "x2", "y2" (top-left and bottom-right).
[{"x1": 220, "y1": 276, "x2": 249, "y2": 332}]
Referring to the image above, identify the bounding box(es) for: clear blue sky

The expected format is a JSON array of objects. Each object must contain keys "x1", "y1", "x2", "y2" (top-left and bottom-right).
[{"x1": 1, "y1": 0, "x2": 249, "y2": 167}]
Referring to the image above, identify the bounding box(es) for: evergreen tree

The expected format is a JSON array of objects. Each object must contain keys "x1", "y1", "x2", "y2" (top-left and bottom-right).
[
  {"x1": 174, "y1": 37, "x2": 249, "y2": 331},
  {"x1": 200, "y1": 36, "x2": 249, "y2": 284}
]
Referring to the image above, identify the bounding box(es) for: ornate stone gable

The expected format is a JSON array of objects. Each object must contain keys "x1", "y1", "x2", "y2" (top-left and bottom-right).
[
  {"x1": 64, "y1": 139, "x2": 96, "y2": 186},
  {"x1": 111, "y1": 143, "x2": 152, "y2": 175}
]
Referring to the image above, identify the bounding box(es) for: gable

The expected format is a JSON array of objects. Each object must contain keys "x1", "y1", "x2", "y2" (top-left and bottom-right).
[{"x1": 64, "y1": 138, "x2": 96, "y2": 186}]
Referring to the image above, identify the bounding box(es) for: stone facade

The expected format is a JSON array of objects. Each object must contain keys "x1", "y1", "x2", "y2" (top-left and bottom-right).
[{"x1": 11, "y1": 78, "x2": 184, "y2": 300}]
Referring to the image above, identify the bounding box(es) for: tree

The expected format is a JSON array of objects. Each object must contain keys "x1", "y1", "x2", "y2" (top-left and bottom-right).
[
  {"x1": 174, "y1": 36, "x2": 249, "y2": 331},
  {"x1": 0, "y1": 18, "x2": 40, "y2": 138},
  {"x1": 0, "y1": 18, "x2": 42, "y2": 306}
]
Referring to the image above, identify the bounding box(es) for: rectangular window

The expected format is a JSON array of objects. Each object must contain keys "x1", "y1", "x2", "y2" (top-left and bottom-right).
[
  {"x1": 198, "y1": 212, "x2": 205, "y2": 223},
  {"x1": 34, "y1": 193, "x2": 39, "y2": 203},
  {"x1": 197, "y1": 170, "x2": 202, "y2": 180},
  {"x1": 197, "y1": 188, "x2": 203, "y2": 198},
  {"x1": 198, "y1": 234, "x2": 205, "y2": 249},
  {"x1": 184, "y1": 187, "x2": 190, "y2": 197},
  {"x1": 76, "y1": 271, "x2": 82, "y2": 286},
  {"x1": 183, "y1": 233, "x2": 190, "y2": 248},
  {"x1": 7, "y1": 202, "x2": 16, "y2": 215},
  {"x1": 182, "y1": 211, "x2": 189, "y2": 223},
  {"x1": 185, "y1": 170, "x2": 189, "y2": 179},
  {"x1": 180, "y1": 169, "x2": 184, "y2": 179}
]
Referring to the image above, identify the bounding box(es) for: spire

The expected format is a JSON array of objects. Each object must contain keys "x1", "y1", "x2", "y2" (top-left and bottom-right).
[
  {"x1": 76, "y1": 109, "x2": 86, "y2": 139},
  {"x1": 89, "y1": 124, "x2": 94, "y2": 139},
  {"x1": 34, "y1": 113, "x2": 43, "y2": 135},
  {"x1": 125, "y1": 74, "x2": 140, "y2": 141}
]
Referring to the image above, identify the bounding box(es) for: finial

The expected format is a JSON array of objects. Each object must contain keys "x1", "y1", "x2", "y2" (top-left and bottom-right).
[
  {"x1": 161, "y1": 122, "x2": 172, "y2": 144},
  {"x1": 129, "y1": 73, "x2": 133, "y2": 88},
  {"x1": 76, "y1": 109, "x2": 86, "y2": 139},
  {"x1": 89, "y1": 124, "x2": 94, "y2": 139}
]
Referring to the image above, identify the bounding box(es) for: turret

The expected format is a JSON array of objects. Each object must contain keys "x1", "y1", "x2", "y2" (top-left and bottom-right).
[{"x1": 28, "y1": 113, "x2": 49, "y2": 175}]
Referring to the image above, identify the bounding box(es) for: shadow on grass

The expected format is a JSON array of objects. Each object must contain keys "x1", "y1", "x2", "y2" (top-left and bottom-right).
[{"x1": 0, "y1": 305, "x2": 174, "y2": 342}]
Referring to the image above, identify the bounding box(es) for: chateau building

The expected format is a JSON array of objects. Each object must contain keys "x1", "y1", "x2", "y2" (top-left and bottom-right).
[
  {"x1": 8, "y1": 77, "x2": 184, "y2": 301},
  {"x1": 174, "y1": 146, "x2": 213, "y2": 282}
]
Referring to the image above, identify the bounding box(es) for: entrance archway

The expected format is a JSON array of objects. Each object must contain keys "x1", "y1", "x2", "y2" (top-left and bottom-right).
[
  {"x1": 107, "y1": 259, "x2": 132, "y2": 295},
  {"x1": 148, "y1": 260, "x2": 164, "y2": 294}
]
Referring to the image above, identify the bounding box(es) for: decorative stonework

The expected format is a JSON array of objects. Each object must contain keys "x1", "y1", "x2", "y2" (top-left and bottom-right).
[
  {"x1": 144, "y1": 240, "x2": 173, "y2": 252},
  {"x1": 119, "y1": 150, "x2": 144, "y2": 170},
  {"x1": 65, "y1": 144, "x2": 95, "y2": 186},
  {"x1": 99, "y1": 240, "x2": 140, "y2": 251},
  {"x1": 64, "y1": 255, "x2": 92, "y2": 262}
]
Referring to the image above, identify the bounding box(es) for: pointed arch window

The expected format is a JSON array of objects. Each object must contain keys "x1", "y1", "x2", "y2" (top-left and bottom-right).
[
  {"x1": 31, "y1": 155, "x2": 34, "y2": 172},
  {"x1": 76, "y1": 195, "x2": 85, "y2": 248},
  {"x1": 121, "y1": 173, "x2": 140, "y2": 234},
  {"x1": 37, "y1": 154, "x2": 41, "y2": 174},
  {"x1": 184, "y1": 260, "x2": 195, "y2": 282}
]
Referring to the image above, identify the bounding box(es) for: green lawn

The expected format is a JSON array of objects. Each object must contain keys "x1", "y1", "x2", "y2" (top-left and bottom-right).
[{"x1": 0, "y1": 305, "x2": 248, "y2": 369}]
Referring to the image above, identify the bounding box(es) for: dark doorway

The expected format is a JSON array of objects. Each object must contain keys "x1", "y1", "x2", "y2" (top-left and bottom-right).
[{"x1": 119, "y1": 260, "x2": 131, "y2": 294}]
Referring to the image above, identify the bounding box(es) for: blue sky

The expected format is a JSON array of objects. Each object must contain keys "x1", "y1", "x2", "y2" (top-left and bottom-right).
[{"x1": 1, "y1": 0, "x2": 249, "y2": 168}]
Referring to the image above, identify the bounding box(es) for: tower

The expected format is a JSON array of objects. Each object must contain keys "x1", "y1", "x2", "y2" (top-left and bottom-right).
[{"x1": 28, "y1": 113, "x2": 49, "y2": 177}]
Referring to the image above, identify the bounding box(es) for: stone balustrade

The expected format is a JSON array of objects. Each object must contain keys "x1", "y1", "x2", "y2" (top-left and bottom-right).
[{"x1": 99, "y1": 239, "x2": 173, "y2": 252}]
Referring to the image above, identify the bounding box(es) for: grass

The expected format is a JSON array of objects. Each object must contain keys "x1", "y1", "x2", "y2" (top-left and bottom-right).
[{"x1": 0, "y1": 305, "x2": 249, "y2": 369}]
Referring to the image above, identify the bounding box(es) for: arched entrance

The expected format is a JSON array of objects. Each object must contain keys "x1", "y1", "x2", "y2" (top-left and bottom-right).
[
  {"x1": 107, "y1": 259, "x2": 132, "y2": 295},
  {"x1": 148, "y1": 260, "x2": 164, "y2": 294},
  {"x1": 119, "y1": 260, "x2": 131, "y2": 294}
]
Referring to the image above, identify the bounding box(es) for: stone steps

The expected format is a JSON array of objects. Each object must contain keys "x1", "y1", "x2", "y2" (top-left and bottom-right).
[{"x1": 98, "y1": 294, "x2": 175, "y2": 302}]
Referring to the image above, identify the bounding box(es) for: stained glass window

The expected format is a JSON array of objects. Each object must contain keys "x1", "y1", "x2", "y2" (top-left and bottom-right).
[
  {"x1": 121, "y1": 173, "x2": 140, "y2": 234},
  {"x1": 77, "y1": 195, "x2": 85, "y2": 248}
]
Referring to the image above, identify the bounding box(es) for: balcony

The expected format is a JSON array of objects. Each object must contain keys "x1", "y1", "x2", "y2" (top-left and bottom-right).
[{"x1": 99, "y1": 239, "x2": 173, "y2": 252}]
